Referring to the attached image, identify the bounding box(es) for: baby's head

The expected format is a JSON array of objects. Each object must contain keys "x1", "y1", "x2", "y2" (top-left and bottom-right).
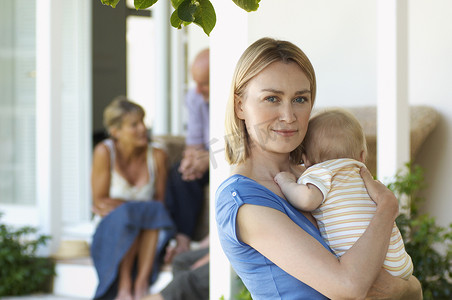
[{"x1": 301, "y1": 108, "x2": 367, "y2": 167}]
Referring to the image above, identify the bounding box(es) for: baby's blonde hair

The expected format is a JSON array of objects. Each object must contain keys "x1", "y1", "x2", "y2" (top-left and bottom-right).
[{"x1": 302, "y1": 108, "x2": 367, "y2": 165}]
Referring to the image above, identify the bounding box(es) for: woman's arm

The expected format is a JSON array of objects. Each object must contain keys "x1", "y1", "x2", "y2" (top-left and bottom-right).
[
  {"x1": 152, "y1": 147, "x2": 168, "y2": 202},
  {"x1": 91, "y1": 143, "x2": 124, "y2": 216},
  {"x1": 366, "y1": 270, "x2": 422, "y2": 300},
  {"x1": 237, "y1": 167, "x2": 399, "y2": 300}
]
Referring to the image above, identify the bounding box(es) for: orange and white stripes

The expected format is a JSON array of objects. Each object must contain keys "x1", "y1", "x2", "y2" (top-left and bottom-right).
[{"x1": 299, "y1": 158, "x2": 413, "y2": 279}]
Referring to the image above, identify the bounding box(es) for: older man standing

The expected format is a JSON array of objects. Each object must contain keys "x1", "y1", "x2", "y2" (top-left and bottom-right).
[{"x1": 164, "y1": 49, "x2": 210, "y2": 264}]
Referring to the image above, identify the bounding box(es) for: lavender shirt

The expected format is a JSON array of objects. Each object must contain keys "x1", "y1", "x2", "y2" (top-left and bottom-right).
[{"x1": 185, "y1": 88, "x2": 209, "y2": 150}]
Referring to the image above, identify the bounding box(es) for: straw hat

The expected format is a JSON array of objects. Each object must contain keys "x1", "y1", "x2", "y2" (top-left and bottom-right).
[{"x1": 52, "y1": 240, "x2": 91, "y2": 260}]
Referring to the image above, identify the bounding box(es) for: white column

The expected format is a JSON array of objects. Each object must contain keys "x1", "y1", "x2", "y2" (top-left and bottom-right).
[
  {"x1": 36, "y1": 0, "x2": 63, "y2": 255},
  {"x1": 209, "y1": 1, "x2": 249, "y2": 299},
  {"x1": 376, "y1": 0, "x2": 410, "y2": 183},
  {"x1": 78, "y1": 0, "x2": 93, "y2": 221},
  {"x1": 170, "y1": 27, "x2": 187, "y2": 135},
  {"x1": 153, "y1": 0, "x2": 170, "y2": 135}
]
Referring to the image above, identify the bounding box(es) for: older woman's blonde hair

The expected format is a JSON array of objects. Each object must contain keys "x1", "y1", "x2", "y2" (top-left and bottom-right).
[
  {"x1": 224, "y1": 37, "x2": 317, "y2": 165},
  {"x1": 103, "y1": 95, "x2": 145, "y2": 136}
]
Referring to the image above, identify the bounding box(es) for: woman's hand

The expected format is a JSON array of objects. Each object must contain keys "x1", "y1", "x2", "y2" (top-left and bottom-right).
[
  {"x1": 360, "y1": 167, "x2": 399, "y2": 219},
  {"x1": 366, "y1": 269, "x2": 422, "y2": 300},
  {"x1": 92, "y1": 198, "x2": 124, "y2": 217},
  {"x1": 179, "y1": 147, "x2": 209, "y2": 181}
]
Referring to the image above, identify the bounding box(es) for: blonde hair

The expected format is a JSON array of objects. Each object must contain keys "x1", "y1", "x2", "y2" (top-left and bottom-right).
[
  {"x1": 103, "y1": 95, "x2": 145, "y2": 135},
  {"x1": 302, "y1": 108, "x2": 367, "y2": 165},
  {"x1": 224, "y1": 37, "x2": 317, "y2": 165}
]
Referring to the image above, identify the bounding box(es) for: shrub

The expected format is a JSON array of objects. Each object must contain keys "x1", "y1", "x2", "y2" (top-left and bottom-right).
[
  {"x1": 0, "y1": 213, "x2": 55, "y2": 296},
  {"x1": 391, "y1": 163, "x2": 452, "y2": 300}
]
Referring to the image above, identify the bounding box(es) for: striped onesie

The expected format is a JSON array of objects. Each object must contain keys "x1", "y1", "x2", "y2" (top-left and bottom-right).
[{"x1": 298, "y1": 158, "x2": 413, "y2": 279}]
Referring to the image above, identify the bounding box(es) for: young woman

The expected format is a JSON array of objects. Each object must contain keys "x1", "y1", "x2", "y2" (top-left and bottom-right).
[
  {"x1": 91, "y1": 97, "x2": 175, "y2": 300},
  {"x1": 215, "y1": 38, "x2": 422, "y2": 299}
]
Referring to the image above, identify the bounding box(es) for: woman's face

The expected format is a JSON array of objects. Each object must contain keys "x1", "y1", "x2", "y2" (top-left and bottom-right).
[
  {"x1": 114, "y1": 112, "x2": 148, "y2": 147},
  {"x1": 236, "y1": 61, "x2": 312, "y2": 156}
]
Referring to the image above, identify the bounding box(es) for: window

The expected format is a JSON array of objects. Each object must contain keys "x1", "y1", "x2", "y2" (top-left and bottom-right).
[{"x1": 0, "y1": 0, "x2": 36, "y2": 206}]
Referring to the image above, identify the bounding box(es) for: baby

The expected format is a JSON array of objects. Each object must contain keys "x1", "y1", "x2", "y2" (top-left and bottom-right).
[{"x1": 274, "y1": 108, "x2": 413, "y2": 279}]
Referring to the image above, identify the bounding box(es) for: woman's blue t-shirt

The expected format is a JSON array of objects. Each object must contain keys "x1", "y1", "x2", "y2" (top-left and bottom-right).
[{"x1": 215, "y1": 174, "x2": 331, "y2": 300}]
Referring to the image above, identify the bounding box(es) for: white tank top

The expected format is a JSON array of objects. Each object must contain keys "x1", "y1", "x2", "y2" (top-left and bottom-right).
[{"x1": 103, "y1": 139, "x2": 155, "y2": 201}]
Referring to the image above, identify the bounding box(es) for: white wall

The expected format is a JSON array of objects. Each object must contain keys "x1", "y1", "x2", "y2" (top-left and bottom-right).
[
  {"x1": 248, "y1": 0, "x2": 377, "y2": 108},
  {"x1": 198, "y1": 0, "x2": 452, "y2": 227},
  {"x1": 409, "y1": 0, "x2": 452, "y2": 228},
  {"x1": 245, "y1": 0, "x2": 452, "y2": 228}
]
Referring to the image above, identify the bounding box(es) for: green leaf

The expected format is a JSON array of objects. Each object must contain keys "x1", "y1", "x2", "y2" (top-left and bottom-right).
[
  {"x1": 134, "y1": 0, "x2": 158, "y2": 9},
  {"x1": 171, "y1": 0, "x2": 185, "y2": 9},
  {"x1": 170, "y1": 10, "x2": 184, "y2": 29},
  {"x1": 192, "y1": 0, "x2": 216, "y2": 36},
  {"x1": 171, "y1": 7, "x2": 195, "y2": 30},
  {"x1": 232, "y1": 0, "x2": 260, "y2": 12},
  {"x1": 177, "y1": 0, "x2": 199, "y2": 23},
  {"x1": 170, "y1": 5, "x2": 192, "y2": 29},
  {"x1": 101, "y1": 0, "x2": 260, "y2": 36},
  {"x1": 101, "y1": 0, "x2": 121, "y2": 8}
]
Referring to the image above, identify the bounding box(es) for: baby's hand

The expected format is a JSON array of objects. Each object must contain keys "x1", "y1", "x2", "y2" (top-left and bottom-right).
[{"x1": 274, "y1": 171, "x2": 297, "y2": 185}]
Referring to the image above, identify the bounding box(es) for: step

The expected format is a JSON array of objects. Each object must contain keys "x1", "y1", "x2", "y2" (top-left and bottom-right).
[
  {"x1": 53, "y1": 257, "x2": 97, "y2": 299},
  {"x1": 53, "y1": 257, "x2": 173, "y2": 298},
  {"x1": 53, "y1": 222, "x2": 175, "y2": 298}
]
